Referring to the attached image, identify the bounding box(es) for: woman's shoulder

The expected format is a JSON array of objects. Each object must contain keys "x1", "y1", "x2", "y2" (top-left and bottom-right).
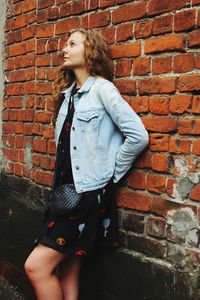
[{"x1": 94, "y1": 76, "x2": 114, "y2": 88}]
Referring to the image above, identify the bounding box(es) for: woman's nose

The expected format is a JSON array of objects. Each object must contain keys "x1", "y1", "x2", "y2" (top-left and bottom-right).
[{"x1": 62, "y1": 46, "x2": 68, "y2": 54}]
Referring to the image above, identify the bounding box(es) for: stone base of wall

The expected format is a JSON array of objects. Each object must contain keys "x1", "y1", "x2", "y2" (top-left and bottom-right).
[{"x1": 0, "y1": 173, "x2": 200, "y2": 300}]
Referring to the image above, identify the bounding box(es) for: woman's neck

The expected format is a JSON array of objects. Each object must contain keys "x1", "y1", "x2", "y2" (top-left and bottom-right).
[{"x1": 73, "y1": 69, "x2": 90, "y2": 88}]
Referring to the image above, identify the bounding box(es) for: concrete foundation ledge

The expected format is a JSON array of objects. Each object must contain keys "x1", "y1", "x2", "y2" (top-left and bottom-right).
[{"x1": 0, "y1": 259, "x2": 35, "y2": 300}]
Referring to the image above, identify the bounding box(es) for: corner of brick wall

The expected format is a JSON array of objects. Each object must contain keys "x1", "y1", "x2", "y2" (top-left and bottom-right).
[{"x1": 2, "y1": 0, "x2": 200, "y2": 298}]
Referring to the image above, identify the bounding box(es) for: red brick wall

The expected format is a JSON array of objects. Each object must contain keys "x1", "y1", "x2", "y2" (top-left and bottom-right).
[{"x1": 3, "y1": 0, "x2": 200, "y2": 267}]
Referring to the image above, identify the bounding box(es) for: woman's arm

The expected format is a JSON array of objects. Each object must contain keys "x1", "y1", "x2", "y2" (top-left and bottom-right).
[{"x1": 99, "y1": 80, "x2": 149, "y2": 183}]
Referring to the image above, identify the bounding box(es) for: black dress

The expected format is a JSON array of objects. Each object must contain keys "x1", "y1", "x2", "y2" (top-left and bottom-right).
[{"x1": 35, "y1": 87, "x2": 119, "y2": 257}]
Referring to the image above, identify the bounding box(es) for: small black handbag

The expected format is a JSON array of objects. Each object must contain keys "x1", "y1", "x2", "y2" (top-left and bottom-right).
[{"x1": 49, "y1": 183, "x2": 82, "y2": 215}]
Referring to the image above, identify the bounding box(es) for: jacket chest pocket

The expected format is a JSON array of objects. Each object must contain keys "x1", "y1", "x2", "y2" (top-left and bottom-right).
[{"x1": 76, "y1": 111, "x2": 99, "y2": 130}]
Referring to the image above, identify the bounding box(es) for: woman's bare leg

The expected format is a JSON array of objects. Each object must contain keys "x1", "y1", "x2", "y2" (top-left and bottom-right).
[
  {"x1": 57, "y1": 256, "x2": 82, "y2": 300},
  {"x1": 24, "y1": 244, "x2": 66, "y2": 300}
]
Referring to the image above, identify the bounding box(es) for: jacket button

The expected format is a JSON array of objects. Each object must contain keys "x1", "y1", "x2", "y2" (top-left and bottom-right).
[
  {"x1": 76, "y1": 166, "x2": 79, "y2": 170},
  {"x1": 73, "y1": 146, "x2": 77, "y2": 150},
  {"x1": 72, "y1": 126, "x2": 75, "y2": 131}
]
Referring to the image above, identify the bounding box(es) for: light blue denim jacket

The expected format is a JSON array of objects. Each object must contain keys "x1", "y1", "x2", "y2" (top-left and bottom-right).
[{"x1": 55, "y1": 76, "x2": 149, "y2": 193}]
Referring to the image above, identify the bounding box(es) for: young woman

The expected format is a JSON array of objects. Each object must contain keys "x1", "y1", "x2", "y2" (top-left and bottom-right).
[{"x1": 24, "y1": 28, "x2": 149, "y2": 300}]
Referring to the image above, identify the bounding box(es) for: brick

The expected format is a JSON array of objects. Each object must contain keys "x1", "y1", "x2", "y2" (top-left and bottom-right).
[
  {"x1": 32, "y1": 154, "x2": 40, "y2": 166},
  {"x1": 127, "y1": 170, "x2": 146, "y2": 190},
  {"x1": 22, "y1": 24, "x2": 36, "y2": 40},
  {"x1": 127, "y1": 234, "x2": 166, "y2": 258},
  {"x1": 55, "y1": 18, "x2": 80, "y2": 35},
  {"x1": 23, "y1": 0, "x2": 36, "y2": 13},
  {"x1": 174, "y1": 9, "x2": 196, "y2": 32},
  {"x1": 34, "y1": 111, "x2": 52, "y2": 123},
  {"x1": 35, "y1": 83, "x2": 52, "y2": 95},
  {"x1": 190, "y1": 184, "x2": 200, "y2": 201},
  {"x1": 2, "y1": 109, "x2": 9, "y2": 121},
  {"x1": 8, "y1": 97, "x2": 23, "y2": 108},
  {"x1": 2, "y1": 122, "x2": 15, "y2": 134},
  {"x1": 153, "y1": 15, "x2": 173, "y2": 35},
  {"x1": 14, "y1": 163, "x2": 24, "y2": 177},
  {"x1": 149, "y1": 134, "x2": 169, "y2": 152},
  {"x1": 173, "y1": 53, "x2": 194, "y2": 73},
  {"x1": 178, "y1": 119, "x2": 200, "y2": 135},
  {"x1": 47, "y1": 140, "x2": 56, "y2": 154},
  {"x1": 10, "y1": 14, "x2": 28, "y2": 30},
  {"x1": 32, "y1": 138, "x2": 47, "y2": 153},
  {"x1": 40, "y1": 156, "x2": 51, "y2": 169},
  {"x1": 9, "y1": 70, "x2": 27, "y2": 82},
  {"x1": 147, "y1": 174, "x2": 167, "y2": 194},
  {"x1": 129, "y1": 96, "x2": 149, "y2": 113},
  {"x1": 35, "y1": 55, "x2": 51, "y2": 66},
  {"x1": 35, "y1": 169, "x2": 53, "y2": 186},
  {"x1": 152, "y1": 57, "x2": 172, "y2": 75},
  {"x1": 151, "y1": 197, "x2": 197, "y2": 218},
  {"x1": 114, "y1": 79, "x2": 136, "y2": 95},
  {"x1": 9, "y1": 42, "x2": 27, "y2": 57},
  {"x1": 169, "y1": 95, "x2": 192, "y2": 113},
  {"x1": 148, "y1": 0, "x2": 188, "y2": 16},
  {"x1": 146, "y1": 216, "x2": 166, "y2": 238},
  {"x1": 133, "y1": 57, "x2": 151, "y2": 75},
  {"x1": 167, "y1": 178, "x2": 177, "y2": 197},
  {"x1": 122, "y1": 212, "x2": 145, "y2": 233},
  {"x1": 188, "y1": 30, "x2": 200, "y2": 47},
  {"x1": 117, "y1": 189, "x2": 151, "y2": 212},
  {"x1": 192, "y1": 0, "x2": 200, "y2": 4},
  {"x1": 143, "y1": 116, "x2": 177, "y2": 133},
  {"x1": 116, "y1": 23, "x2": 133, "y2": 42},
  {"x1": 178, "y1": 74, "x2": 200, "y2": 92},
  {"x1": 149, "y1": 96, "x2": 169, "y2": 115},
  {"x1": 115, "y1": 60, "x2": 132, "y2": 77},
  {"x1": 195, "y1": 54, "x2": 200, "y2": 69},
  {"x1": 101, "y1": 27, "x2": 116, "y2": 44},
  {"x1": 18, "y1": 110, "x2": 34, "y2": 121},
  {"x1": 134, "y1": 20, "x2": 153, "y2": 39},
  {"x1": 32, "y1": 123, "x2": 42, "y2": 135},
  {"x1": 46, "y1": 98, "x2": 54, "y2": 113},
  {"x1": 112, "y1": 1, "x2": 146, "y2": 24},
  {"x1": 36, "y1": 68, "x2": 47, "y2": 80},
  {"x1": 59, "y1": 3, "x2": 71, "y2": 18},
  {"x1": 38, "y1": 0, "x2": 54, "y2": 9},
  {"x1": 23, "y1": 123, "x2": 33, "y2": 135},
  {"x1": 144, "y1": 35, "x2": 185, "y2": 54},
  {"x1": 47, "y1": 6, "x2": 59, "y2": 20},
  {"x1": 192, "y1": 140, "x2": 200, "y2": 155},
  {"x1": 15, "y1": 122, "x2": 23, "y2": 134},
  {"x1": 111, "y1": 42, "x2": 141, "y2": 59},
  {"x1": 99, "y1": 0, "x2": 115, "y2": 7},
  {"x1": 26, "y1": 39, "x2": 35, "y2": 52},
  {"x1": 152, "y1": 153, "x2": 169, "y2": 172},
  {"x1": 139, "y1": 78, "x2": 176, "y2": 95},
  {"x1": 9, "y1": 110, "x2": 18, "y2": 121},
  {"x1": 169, "y1": 139, "x2": 191, "y2": 154},
  {"x1": 134, "y1": 152, "x2": 151, "y2": 170},
  {"x1": 36, "y1": 24, "x2": 54, "y2": 38},
  {"x1": 192, "y1": 96, "x2": 200, "y2": 114},
  {"x1": 43, "y1": 125, "x2": 54, "y2": 139},
  {"x1": 89, "y1": 11, "x2": 110, "y2": 28}
]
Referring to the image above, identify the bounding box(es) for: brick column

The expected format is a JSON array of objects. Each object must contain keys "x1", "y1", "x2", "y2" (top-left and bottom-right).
[{"x1": 0, "y1": 0, "x2": 7, "y2": 172}]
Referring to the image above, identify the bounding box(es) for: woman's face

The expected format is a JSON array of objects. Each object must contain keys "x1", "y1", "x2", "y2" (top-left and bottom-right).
[{"x1": 62, "y1": 31, "x2": 86, "y2": 70}]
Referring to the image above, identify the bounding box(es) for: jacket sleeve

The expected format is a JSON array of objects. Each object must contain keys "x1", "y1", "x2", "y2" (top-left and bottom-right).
[{"x1": 99, "y1": 80, "x2": 149, "y2": 183}]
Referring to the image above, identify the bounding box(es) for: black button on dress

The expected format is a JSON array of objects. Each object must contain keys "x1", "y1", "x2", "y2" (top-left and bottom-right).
[{"x1": 35, "y1": 87, "x2": 120, "y2": 257}]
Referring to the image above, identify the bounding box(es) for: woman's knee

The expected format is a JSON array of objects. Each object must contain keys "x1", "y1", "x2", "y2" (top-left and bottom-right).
[{"x1": 24, "y1": 253, "x2": 42, "y2": 280}]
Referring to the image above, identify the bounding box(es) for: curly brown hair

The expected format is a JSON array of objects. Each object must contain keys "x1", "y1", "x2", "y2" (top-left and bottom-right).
[{"x1": 52, "y1": 28, "x2": 114, "y2": 121}]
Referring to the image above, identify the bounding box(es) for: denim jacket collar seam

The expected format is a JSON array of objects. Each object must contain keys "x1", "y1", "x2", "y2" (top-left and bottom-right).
[{"x1": 60, "y1": 76, "x2": 96, "y2": 95}]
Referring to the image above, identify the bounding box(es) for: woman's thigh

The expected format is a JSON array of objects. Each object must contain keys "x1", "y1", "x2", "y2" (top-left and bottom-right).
[{"x1": 25, "y1": 243, "x2": 67, "y2": 278}]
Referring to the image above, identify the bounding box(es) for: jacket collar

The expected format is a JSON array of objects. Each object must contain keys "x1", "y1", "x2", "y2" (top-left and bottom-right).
[{"x1": 61, "y1": 76, "x2": 96, "y2": 95}]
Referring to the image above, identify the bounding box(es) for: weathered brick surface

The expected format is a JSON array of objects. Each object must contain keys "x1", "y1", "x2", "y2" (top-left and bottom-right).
[{"x1": 2, "y1": 0, "x2": 200, "y2": 281}]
